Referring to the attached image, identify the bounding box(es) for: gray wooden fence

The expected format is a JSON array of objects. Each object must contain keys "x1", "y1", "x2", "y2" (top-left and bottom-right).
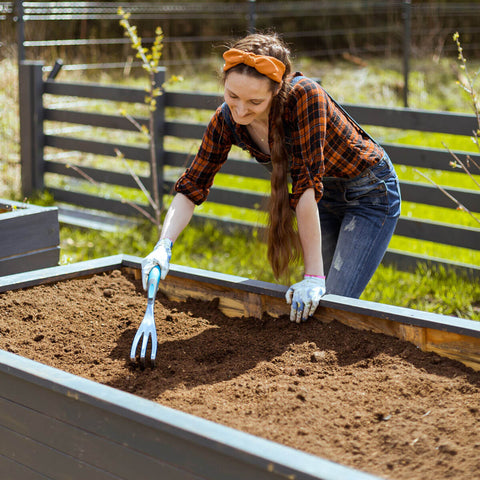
[{"x1": 19, "y1": 61, "x2": 480, "y2": 278}]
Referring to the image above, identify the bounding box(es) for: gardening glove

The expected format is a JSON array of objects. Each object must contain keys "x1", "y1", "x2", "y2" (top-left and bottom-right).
[
  {"x1": 285, "y1": 275, "x2": 326, "y2": 323},
  {"x1": 141, "y1": 238, "x2": 172, "y2": 290}
]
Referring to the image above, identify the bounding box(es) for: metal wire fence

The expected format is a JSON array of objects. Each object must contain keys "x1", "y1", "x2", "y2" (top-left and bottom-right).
[
  {"x1": 4, "y1": 1, "x2": 480, "y2": 63},
  {"x1": 2, "y1": 0, "x2": 480, "y2": 106}
]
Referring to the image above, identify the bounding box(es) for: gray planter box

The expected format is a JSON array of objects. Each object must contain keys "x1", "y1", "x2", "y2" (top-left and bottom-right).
[
  {"x1": 0, "y1": 199, "x2": 59, "y2": 276},
  {"x1": 1, "y1": 256, "x2": 480, "y2": 480}
]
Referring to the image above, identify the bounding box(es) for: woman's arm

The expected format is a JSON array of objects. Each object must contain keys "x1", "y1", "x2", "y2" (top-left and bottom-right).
[
  {"x1": 160, "y1": 193, "x2": 195, "y2": 243},
  {"x1": 285, "y1": 187, "x2": 326, "y2": 323},
  {"x1": 295, "y1": 187, "x2": 324, "y2": 276}
]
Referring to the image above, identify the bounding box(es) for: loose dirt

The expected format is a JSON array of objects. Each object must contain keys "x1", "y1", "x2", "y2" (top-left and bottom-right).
[{"x1": 1, "y1": 269, "x2": 479, "y2": 480}]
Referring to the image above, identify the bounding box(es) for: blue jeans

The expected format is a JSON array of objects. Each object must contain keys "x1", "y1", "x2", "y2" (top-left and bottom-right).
[{"x1": 318, "y1": 155, "x2": 401, "y2": 298}]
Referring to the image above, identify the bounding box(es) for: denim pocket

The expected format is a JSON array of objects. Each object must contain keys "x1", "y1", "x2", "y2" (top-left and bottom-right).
[
  {"x1": 343, "y1": 158, "x2": 394, "y2": 203},
  {"x1": 344, "y1": 177, "x2": 387, "y2": 203}
]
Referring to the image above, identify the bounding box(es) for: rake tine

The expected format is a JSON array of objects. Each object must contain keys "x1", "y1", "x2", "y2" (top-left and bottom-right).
[
  {"x1": 129, "y1": 328, "x2": 143, "y2": 363},
  {"x1": 130, "y1": 266, "x2": 161, "y2": 368}
]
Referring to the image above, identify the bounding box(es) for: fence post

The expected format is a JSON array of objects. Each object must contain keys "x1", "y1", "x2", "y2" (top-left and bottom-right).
[
  {"x1": 402, "y1": 0, "x2": 412, "y2": 108},
  {"x1": 153, "y1": 67, "x2": 166, "y2": 213},
  {"x1": 19, "y1": 61, "x2": 45, "y2": 197},
  {"x1": 247, "y1": 0, "x2": 256, "y2": 34},
  {"x1": 15, "y1": 0, "x2": 25, "y2": 63}
]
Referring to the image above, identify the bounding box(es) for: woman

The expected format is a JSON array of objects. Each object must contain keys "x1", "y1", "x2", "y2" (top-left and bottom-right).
[{"x1": 141, "y1": 33, "x2": 401, "y2": 323}]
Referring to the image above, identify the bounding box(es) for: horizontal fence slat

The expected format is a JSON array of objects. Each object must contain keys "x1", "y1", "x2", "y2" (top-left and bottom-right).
[
  {"x1": 165, "y1": 151, "x2": 271, "y2": 180},
  {"x1": 206, "y1": 187, "x2": 267, "y2": 211},
  {"x1": 49, "y1": 188, "x2": 153, "y2": 218},
  {"x1": 385, "y1": 143, "x2": 480, "y2": 171},
  {"x1": 45, "y1": 160, "x2": 151, "y2": 190},
  {"x1": 345, "y1": 104, "x2": 478, "y2": 136},
  {"x1": 44, "y1": 80, "x2": 146, "y2": 103},
  {"x1": 165, "y1": 121, "x2": 207, "y2": 139},
  {"x1": 383, "y1": 249, "x2": 480, "y2": 279},
  {"x1": 165, "y1": 91, "x2": 222, "y2": 110},
  {"x1": 162, "y1": 180, "x2": 265, "y2": 211},
  {"x1": 394, "y1": 217, "x2": 480, "y2": 251},
  {"x1": 44, "y1": 134, "x2": 150, "y2": 161},
  {"x1": 399, "y1": 180, "x2": 480, "y2": 212},
  {"x1": 45, "y1": 108, "x2": 148, "y2": 131}
]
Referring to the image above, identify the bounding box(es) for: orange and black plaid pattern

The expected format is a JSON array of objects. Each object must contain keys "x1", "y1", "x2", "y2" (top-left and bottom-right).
[{"x1": 175, "y1": 74, "x2": 385, "y2": 209}]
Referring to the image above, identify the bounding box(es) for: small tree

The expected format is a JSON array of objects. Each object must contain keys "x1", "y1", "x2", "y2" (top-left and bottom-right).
[{"x1": 117, "y1": 7, "x2": 165, "y2": 232}]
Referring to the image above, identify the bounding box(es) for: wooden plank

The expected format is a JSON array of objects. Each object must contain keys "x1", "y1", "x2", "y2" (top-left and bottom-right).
[
  {"x1": 165, "y1": 151, "x2": 271, "y2": 180},
  {"x1": 165, "y1": 91, "x2": 222, "y2": 110},
  {"x1": 57, "y1": 205, "x2": 140, "y2": 232},
  {"x1": 48, "y1": 189, "x2": 153, "y2": 219},
  {"x1": 0, "y1": 397, "x2": 194, "y2": 480},
  {"x1": 385, "y1": 143, "x2": 480, "y2": 172},
  {"x1": 165, "y1": 120, "x2": 208, "y2": 139},
  {"x1": 19, "y1": 61, "x2": 45, "y2": 196},
  {"x1": 0, "y1": 351, "x2": 380, "y2": 480},
  {"x1": 0, "y1": 425, "x2": 119, "y2": 480},
  {"x1": 394, "y1": 217, "x2": 480, "y2": 250},
  {"x1": 45, "y1": 161, "x2": 151, "y2": 190},
  {"x1": 0, "y1": 207, "x2": 59, "y2": 258},
  {"x1": 383, "y1": 249, "x2": 480, "y2": 280},
  {"x1": 313, "y1": 303, "x2": 480, "y2": 371},
  {"x1": 345, "y1": 103, "x2": 477, "y2": 135},
  {"x1": 44, "y1": 134, "x2": 150, "y2": 162},
  {"x1": 0, "y1": 454, "x2": 51, "y2": 480},
  {"x1": 44, "y1": 80, "x2": 146, "y2": 104},
  {"x1": 399, "y1": 180, "x2": 480, "y2": 212},
  {"x1": 0, "y1": 255, "x2": 125, "y2": 292},
  {"x1": 161, "y1": 180, "x2": 266, "y2": 211},
  {"x1": 425, "y1": 328, "x2": 480, "y2": 371},
  {"x1": 0, "y1": 248, "x2": 60, "y2": 277},
  {"x1": 45, "y1": 108, "x2": 149, "y2": 132}
]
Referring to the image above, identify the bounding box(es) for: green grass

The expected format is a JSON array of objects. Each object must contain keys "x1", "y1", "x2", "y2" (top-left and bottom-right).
[
  {"x1": 1, "y1": 55, "x2": 479, "y2": 320},
  {"x1": 55, "y1": 218, "x2": 480, "y2": 321}
]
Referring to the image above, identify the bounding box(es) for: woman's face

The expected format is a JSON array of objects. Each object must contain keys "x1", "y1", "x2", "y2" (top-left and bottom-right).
[{"x1": 224, "y1": 71, "x2": 276, "y2": 125}]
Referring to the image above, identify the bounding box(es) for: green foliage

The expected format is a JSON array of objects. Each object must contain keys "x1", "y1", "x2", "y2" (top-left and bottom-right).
[{"x1": 364, "y1": 264, "x2": 480, "y2": 320}]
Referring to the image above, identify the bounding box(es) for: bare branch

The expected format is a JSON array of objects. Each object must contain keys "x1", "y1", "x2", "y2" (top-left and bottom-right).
[
  {"x1": 414, "y1": 168, "x2": 480, "y2": 226},
  {"x1": 114, "y1": 148, "x2": 157, "y2": 211},
  {"x1": 442, "y1": 143, "x2": 480, "y2": 189}
]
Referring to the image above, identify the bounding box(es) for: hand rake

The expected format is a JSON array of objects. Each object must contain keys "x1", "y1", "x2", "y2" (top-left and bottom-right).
[{"x1": 130, "y1": 265, "x2": 161, "y2": 367}]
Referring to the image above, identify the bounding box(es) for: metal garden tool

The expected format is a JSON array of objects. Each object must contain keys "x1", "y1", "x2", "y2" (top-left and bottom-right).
[{"x1": 130, "y1": 265, "x2": 161, "y2": 367}]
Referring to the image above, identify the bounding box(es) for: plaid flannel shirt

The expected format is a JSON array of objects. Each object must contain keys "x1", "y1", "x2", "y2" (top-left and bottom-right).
[{"x1": 175, "y1": 73, "x2": 385, "y2": 209}]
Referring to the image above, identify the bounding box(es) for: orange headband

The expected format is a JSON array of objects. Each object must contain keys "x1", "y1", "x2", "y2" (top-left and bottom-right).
[{"x1": 223, "y1": 48, "x2": 286, "y2": 83}]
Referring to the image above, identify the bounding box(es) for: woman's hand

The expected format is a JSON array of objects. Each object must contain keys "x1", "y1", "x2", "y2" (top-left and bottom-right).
[
  {"x1": 141, "y1": 238, "x2": 172, "y2": 289},
  {"x1": 285, "y1": 275, "x2": 326, "y2": 323}
]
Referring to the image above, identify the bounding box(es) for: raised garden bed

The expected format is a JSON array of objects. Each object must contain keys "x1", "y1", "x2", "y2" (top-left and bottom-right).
[
  {"x1": 0, "y1": 199, "x2": 59, "y2": 276},
  {"x1": 1, "y1": 255, "x2": 479, "y2": 480}
]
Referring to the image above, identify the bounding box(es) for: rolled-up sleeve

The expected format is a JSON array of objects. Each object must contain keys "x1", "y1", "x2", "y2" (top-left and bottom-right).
[
  {"x1": 175, "y1": 106, "x2": 232, "y2": 205},
  {"x1": 288, "y1": 79, "x2": 326, "y2": 209}
]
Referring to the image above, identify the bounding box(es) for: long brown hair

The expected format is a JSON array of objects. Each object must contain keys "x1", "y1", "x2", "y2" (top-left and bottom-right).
[{"x1": 223, "y1": 33, "x2": 301, "y2": 280}]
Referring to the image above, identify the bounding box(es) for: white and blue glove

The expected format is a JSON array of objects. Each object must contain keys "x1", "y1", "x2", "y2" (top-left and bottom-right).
[
  {"x1": 285, "y1": 275, "x2": 326, "y2": 323},
  {"x1": 141, "y1": 238, "x2": 172, "y2": 290}
]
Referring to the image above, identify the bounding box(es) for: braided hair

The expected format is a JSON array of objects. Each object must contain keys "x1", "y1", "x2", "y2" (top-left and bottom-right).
[{"x1": 223, "y1": 33, "x2": 301, "y2": 279}]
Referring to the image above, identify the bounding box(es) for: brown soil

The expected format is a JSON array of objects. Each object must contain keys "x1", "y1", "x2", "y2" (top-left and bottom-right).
[{"x1": 1, "y1": 269, "x2": 479, "y2": 480}]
